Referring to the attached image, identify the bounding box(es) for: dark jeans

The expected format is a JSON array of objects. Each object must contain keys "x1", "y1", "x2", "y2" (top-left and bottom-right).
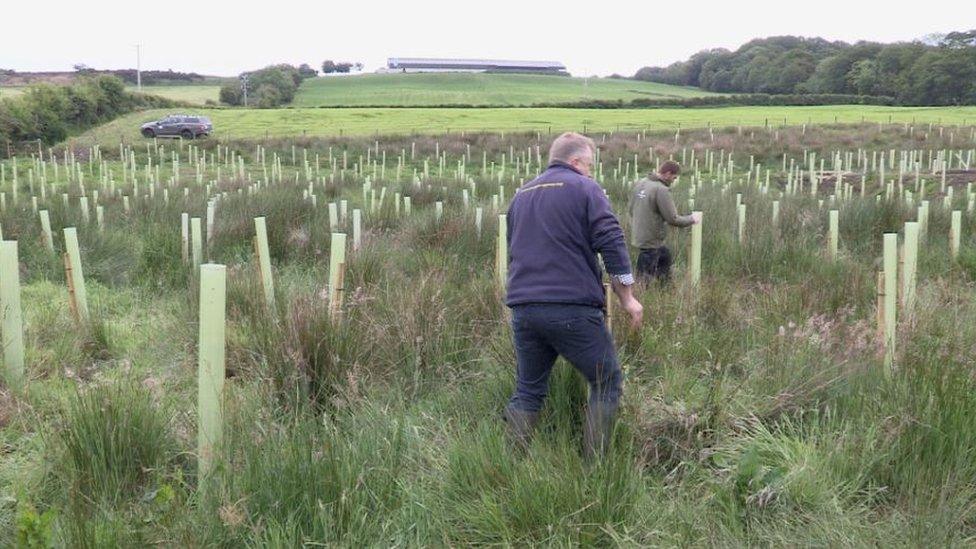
[
  {"x1": 508, "y1": 303, "x2": 622, "y2": 413},
  {"x1": 637, "y1": 246, "x2": 672, "y2": 282}
]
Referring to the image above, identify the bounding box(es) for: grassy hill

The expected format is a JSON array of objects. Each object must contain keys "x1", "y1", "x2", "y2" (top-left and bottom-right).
[
  {"x1": 0, "y1": 84, "x2": 222, "y2": 104},
  {"x1": 128, "y1": 84, "x2": 221, "y2": 105},
  {"x1": 291, "y1": 73, "x2": 720, "y2": 107}
]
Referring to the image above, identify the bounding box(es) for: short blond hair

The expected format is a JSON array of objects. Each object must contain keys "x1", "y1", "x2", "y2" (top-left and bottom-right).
[{"x1": 548, "y1": 132, "x2": 595, "y2": 165}]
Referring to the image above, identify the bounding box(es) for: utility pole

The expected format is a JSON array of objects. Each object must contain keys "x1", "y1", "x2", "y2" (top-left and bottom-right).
[
  {"x1": 135, "y1": 44, "x2": 142, "y2": 91},
  {"x1": 240, "y1": 74, "x2": 249, "y2": 107}
]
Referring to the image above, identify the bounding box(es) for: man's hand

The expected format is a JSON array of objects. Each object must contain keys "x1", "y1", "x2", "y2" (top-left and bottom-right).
[
  {"x1": 691, "y1": 211, "x2": 703, "y2": 225},
  {"x1": 610, "y1": 277, "x2": 643, "y2": 330},
  {"x1": 621, "y1": 296, "x2": 643, "y2": 329}
]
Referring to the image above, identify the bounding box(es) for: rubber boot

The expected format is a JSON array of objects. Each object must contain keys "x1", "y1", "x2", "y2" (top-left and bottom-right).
[
  {"x1": 503, "y1": 405, "x2": 540, "y2": 452},
  {"x1": 583, "y1": 401, "x2": 618, "y2": 461}
]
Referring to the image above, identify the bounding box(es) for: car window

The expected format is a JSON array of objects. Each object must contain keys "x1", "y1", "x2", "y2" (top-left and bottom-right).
[{"x1": 186, "y1": 117, "x2": 199, "y2": 123}]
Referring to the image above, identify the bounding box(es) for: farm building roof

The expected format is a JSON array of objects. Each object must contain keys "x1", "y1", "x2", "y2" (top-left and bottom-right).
[{"x1": 386, "y1": 58, "x2": 566, "y2": 72}]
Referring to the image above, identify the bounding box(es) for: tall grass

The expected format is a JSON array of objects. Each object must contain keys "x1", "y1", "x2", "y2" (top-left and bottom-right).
[{"x1": 3, "y1": 124, "x2": 976, "y2": 544}]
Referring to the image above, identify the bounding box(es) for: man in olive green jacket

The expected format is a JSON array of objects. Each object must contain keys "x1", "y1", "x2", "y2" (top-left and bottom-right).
[{"x1": 629, "y1": 161, "x2": 701, "y2": 282}]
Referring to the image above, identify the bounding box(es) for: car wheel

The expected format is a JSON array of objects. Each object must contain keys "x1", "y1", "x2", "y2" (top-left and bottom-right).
[
  {"x1": 142, "y1": 128, "x2": 155, "y2": 138},
  {"x1": 180, "y1": 129, "x2": 194, "y2": 140}
]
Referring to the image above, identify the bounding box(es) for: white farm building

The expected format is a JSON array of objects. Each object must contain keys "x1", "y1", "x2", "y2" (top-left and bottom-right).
[{"x1": 385, "y1": 58, "x2": 567, "y2": 74}]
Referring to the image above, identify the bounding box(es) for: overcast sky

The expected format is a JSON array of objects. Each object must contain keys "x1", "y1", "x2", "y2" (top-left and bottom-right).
[{"x1": 1, "y1": 0, "x2": 970, "y2": 77}]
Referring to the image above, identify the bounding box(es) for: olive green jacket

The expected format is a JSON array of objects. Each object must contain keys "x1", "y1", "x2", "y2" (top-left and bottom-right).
[{"x1": 628, "y1": 174, "x2": 694, "y2": 249}]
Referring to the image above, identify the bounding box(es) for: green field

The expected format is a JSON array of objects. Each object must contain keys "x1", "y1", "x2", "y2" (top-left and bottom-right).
[
  {"x1": 72, "y1": 105, "x2": 976, "y2": 147},
  {"x1": 0, "y1": 84, "x2": 221, "y2": 105},
  {"x1": 0, "y1": 87, "x2": 26, "y2": 99},
  {"x1": 292, "y1": 73, "x2": 720, "y2": 107},
  {"x1": 128, "y1": 85, "x2": 221, "y2": 105}
]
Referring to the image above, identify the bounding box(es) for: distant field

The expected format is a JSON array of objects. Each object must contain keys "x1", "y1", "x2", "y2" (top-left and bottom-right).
[
  {"x1": 128, "y1": 85, "x2": 221, "y2": 105},
  {"x1": 292, "y1": 73, "x2": 720, "y2": 107},
  {"x1": 71, "y1": 105, "x2": 976, "y2": 147},
  {"x1": 0, "y1": 87, "x2": 25, "y2": 99},
  {"x1": 0, "y1": 84, "x2": 220, "y2": 104}
]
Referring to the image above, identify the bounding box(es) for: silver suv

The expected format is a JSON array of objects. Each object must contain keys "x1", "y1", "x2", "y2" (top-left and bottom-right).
[{"x1": 141, "y1": 114, "x2": 213, "y2": 139}]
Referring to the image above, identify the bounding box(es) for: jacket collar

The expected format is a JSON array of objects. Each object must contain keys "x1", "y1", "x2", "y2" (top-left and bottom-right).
[
  {"x1": 647, "y1": 172, "x2": 671, "y2": 187},
  {"x1": 548, "y1": 161, "x2": 583, "y2": 176}
]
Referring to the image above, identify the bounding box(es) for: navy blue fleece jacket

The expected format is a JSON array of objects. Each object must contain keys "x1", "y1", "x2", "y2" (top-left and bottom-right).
[{"x1": 505, "y1": 162, "x2": 633, "y2": 309}]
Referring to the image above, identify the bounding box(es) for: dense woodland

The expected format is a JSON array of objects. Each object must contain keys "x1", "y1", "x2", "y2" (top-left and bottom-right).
[{"x1": 634, "y1": 31, "x2": 976, "y2": 105}]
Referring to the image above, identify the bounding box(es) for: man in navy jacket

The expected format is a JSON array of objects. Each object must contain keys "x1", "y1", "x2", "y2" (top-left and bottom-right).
[{"x1": 504, "y1": 132, "x2": 643, "y2": 459}]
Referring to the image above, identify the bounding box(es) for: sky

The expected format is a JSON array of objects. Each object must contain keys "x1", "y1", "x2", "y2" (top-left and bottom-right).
[{"x1": 1, "y1": 0, "x2": 971, "y2": 77}]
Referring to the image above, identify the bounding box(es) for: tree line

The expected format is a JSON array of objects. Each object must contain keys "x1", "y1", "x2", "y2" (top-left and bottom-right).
[
  {"x1": 219, "y1": 64, "x2": 307, "y2": 108},
  {"x1": 0, "y1": 75, "x2": 177, "y2": 151},
  {"x1": 634, "y1": 31, "x2": 976, "y2": 106},
  {"x1": 219, "y1": 61, "x2": 363, "y2": 108}
]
